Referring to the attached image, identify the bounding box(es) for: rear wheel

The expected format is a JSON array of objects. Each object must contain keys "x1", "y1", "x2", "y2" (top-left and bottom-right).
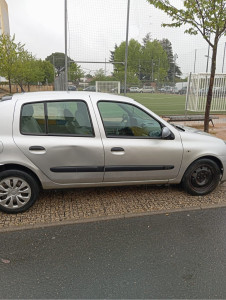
[
  {"x1": 182, "y1": 159, "x2": 221, "y2": 196},
  {"x1": 0, "y1": 170, "x2": 39, "y2": 213}
]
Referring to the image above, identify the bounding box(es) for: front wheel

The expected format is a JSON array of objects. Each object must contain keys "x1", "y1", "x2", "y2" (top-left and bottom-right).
[
  {"x1": 0, "y1": 170, "x2": 39, "y2": 213},
  {"x1": 182, "y1": 159, "x2": 221, "y2": 196}
]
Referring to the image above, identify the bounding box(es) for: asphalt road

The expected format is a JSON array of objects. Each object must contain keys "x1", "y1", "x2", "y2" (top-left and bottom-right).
[{"x1": 1, "y1": 207, "x2": 226, "y2": 299}]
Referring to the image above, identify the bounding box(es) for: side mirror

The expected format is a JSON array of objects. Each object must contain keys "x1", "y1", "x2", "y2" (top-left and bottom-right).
[{"x1": 162, "y1": 126, "x2": 173, "y2": 139}]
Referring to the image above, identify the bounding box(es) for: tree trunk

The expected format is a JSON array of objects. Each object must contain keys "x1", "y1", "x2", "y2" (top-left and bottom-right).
[
  {"x1": 18, "y1": 82, "x2": 25, "y2": 93},
  {"x1": 8, "y1": 77, "x2": 12, "y2": 94},
  {"x1": 204, "y1": 37, "x2": 218, "y2": 132}
]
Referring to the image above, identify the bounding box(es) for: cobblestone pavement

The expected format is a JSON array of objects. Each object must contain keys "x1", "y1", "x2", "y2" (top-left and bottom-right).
[{"x1": 1, "y1": 183, "x2": 226, "y2": 231}]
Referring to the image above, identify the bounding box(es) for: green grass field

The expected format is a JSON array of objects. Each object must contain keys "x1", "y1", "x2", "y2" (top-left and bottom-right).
[
  {"x1": 127, "y1": 93, "x2": 186, "y2": 116},
  {"x1": 126, "y1": 93, "x2": 224, "y2": 116}
]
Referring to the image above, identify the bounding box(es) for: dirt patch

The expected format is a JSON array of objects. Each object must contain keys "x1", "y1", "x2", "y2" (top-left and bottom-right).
[
  {"x1": 207, "y1": 124, "x2": 226, "y2": 140},
  {"x1": 174, "y1": 115, "x2": 226, "y2": 140}
]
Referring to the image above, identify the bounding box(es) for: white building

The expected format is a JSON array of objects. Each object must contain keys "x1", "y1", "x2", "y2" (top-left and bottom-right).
[
  {"x1": 0, "y1": 0, "x2": 10, "y2": 82},
  {"x1": 0, "y1": 0, "x2": 10, "y2": 35}
]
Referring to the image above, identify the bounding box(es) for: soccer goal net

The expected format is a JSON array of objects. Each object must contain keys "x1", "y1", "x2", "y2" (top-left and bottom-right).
[
  {"x1": 96, "y1": 81, "x2": 120, "y2": 94},
  {"x1": 186, "y1": 73, "x2": 226, "y2": 112}
]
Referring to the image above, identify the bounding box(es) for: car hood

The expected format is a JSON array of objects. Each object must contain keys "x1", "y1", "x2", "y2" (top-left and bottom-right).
[
  {"x1": 173, "y1": 124, "x2": 214, "y2": 137},
  {"x1": 172, "y1": 124, "x2": 226, "y2": 157}
]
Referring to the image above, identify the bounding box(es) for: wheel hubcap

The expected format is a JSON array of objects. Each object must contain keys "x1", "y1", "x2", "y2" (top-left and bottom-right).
[
  {"x1": 0, "y1": 177, "x2": 31, "y2": 210},
  {"x1": 191, "y1": 166, "x2": 213, "y2": 188}
]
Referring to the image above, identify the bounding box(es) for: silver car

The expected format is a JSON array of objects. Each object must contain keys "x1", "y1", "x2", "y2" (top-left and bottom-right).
[{"x1": 0, "y1": 92, "x2": 226, "y2": 213}]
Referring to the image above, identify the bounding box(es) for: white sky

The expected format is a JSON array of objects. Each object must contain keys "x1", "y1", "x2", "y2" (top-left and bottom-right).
[{"x1": 6, "y1": 0, "x2": 226, "y2": 77}]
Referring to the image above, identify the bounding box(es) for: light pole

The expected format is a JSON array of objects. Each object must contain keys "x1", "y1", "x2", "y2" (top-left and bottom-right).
[
  {"x1": 173, "y1": 54, "x2": 178, "y2": 84},
  {"x1": 222, "y1": 42, "x2": 226, "y2": 73},
  {"x1": 193, "y1": 49, "x2": 197, "y2": 73},
  {"x1": 64, "y1": 0, "x2": 68, "y2": 91},
  {"x1": 151, "y1": 59, "x2": 155, "y2": 82},
  {"x1": 206, "y1": 43, "x2": 211, "y2": 73},
  {"x1": 205, "y1": 54, "x2": 212, "y2": 73},
  {"x1": 124, "y1": 0, "x2": 130, "y2": 95}
]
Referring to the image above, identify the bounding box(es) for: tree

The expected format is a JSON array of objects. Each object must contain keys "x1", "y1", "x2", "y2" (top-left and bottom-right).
[
  {"x1": 113, "y1": 70, "x2": 140, "y2": 86},
  {"x1": 45, "y1": 52, "x2": 83, "y2": 82},
  {"x1": 39, "y1": 60, "x2": 54, "y2": 85},
  {"x1": 160, "y1": 38, "x2": 181, "y2": 82},
  {"x1": 68, "y1": 62, "x2": 84, "y2": 83},
  {"x1": 113, "y1": 39, "x2": 142, "y2": 75},
  {"x1": 45, "y1": 52, "x2": 72, "y2": 75},
  {"x1": 146, "y1": 0, "x2": 226, "y2": 132},
  {"x1": 109, "y1": 44, "x2": 118, "y2": 62},
  {"x1": 142, "y1": 32, "x2": 152, "y2": 47},
  {"x1": 111, "y1": 37, "x2": 173, "y2": 86},
  {"x1": 12, "y1": 53, "x2": 45, "y2": 92},
  {"x1": 140, "y1": 39, "x2": 169, "y2": 83},
  {"x1": 89, "y1": 69, "x2": 114, "y2": 84},
  {"x1": 0, "y1": 35, "x2": 55, "y2": 92},
  {"x1": 0, "y1": 34, "x2": 25, "y2": 93}
]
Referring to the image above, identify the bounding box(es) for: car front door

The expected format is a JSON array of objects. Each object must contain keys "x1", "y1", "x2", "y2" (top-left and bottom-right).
[
  {"x1": 97, "y1": 101, "x2": 183, "y2": 183},
  {"x1": 13, "y1": 97, "x2": 104, "y2": 184}
]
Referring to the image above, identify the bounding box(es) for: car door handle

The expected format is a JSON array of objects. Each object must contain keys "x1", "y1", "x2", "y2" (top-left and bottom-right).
[
  {"x1": 29, "y1": 146, "x2": 46, "y2": 151},
  {"x1": 111, "y1": 147, "x2": 124, "y2": 152}
]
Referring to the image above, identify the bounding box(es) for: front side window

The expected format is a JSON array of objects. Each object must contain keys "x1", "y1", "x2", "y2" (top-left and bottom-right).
[
  {"x1": 21, "y1": 100, "x2": 93, "y2": 136},
  {"x1": 98, "y1": 101, "x2": 162, "y2": 138}
]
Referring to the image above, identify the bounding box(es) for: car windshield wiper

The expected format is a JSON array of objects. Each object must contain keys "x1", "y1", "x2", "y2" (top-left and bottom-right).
[{"x1": 171, "y1": 124, "x2": 185, "y2": 132}]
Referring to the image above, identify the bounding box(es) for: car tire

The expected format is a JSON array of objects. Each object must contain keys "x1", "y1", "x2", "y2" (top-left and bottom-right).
[
  {"x1": 0, "y1": 170, "x2": 39, "y2": 214},
  {"x1": 182, "y1": 159, "x2": 221, "y2": 196}
]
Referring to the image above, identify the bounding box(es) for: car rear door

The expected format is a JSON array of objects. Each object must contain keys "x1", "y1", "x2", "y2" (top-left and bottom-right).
[{"x1": 13, "y1": 96, "x2": 104, "y2": 185}]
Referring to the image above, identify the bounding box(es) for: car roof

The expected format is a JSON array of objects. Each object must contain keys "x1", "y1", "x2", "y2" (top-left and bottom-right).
[{"x1": 11, "y1": 91, "x2": 135, "y2": 104}]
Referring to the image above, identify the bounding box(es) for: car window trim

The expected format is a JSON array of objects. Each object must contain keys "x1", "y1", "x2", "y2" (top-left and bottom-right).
[
  {"x1": 97, "y1": 100, "x2": 164, "y2": 139},
  {"x1": 20, "y1": 99, "x2": 95, "y2": 137}
]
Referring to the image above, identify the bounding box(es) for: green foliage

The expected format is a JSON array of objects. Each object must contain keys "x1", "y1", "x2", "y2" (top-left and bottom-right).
[
  {"x1": 45, "y1": 52, "x2": 83, "y2": 82},
  {"x1": 160, "y1": 38, "x2": 181, "y2": 82},
  {"x1": 146, "y1": 0, "x2": 226, "y2": 132},
  {"x1": 12, "y1": 53, "x2": 45, "y2": 90},
  {"x1": 113, "y1": 71, "x2": 140, "y2": 85},
  {"x1": 111, "y1": 37, "x2": 175, "y2": 85},
  {"x1": 45, "y1": 52, "x2": 73, "y2": 74},
  {"x1": 38, "y1": 60, "x2": 54, "y2": 84},
  {"x1": 141, "y1": 39, "x2": 169, "y2": 82},
  {"x1": 68, "y1": 62, "x2": 84, "y2": 83},
  {"x1": 89, "y1": 69, "x2": 116, "y2": 84},
  {"x1": 0, "y1": 34, "x2": 25, "y2": 91},
  {"x1": 0, "y1": 34, "x2": 56, "y2": 92},
  {"x1": 147, "y1": 0, "x2": 226, "y2": 43},
  {"x1": 113, "y1": 39, "x2": 142, "y2": 74}
]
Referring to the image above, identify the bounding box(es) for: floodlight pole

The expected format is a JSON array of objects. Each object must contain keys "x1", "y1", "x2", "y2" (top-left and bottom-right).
[
  {"x1": 222, "y1": 42, "x2": 226, "y2": 73},
  {"x1": 64, "y1": 0, "x2": 68, "y2": 91},
  {"x1": 206, "y1": 42, "x2": 210, "y2": 73},
  {"x1": 124, "y1": 0, "x2": 130, "y2": 95},
  {"x1": 193, "y1": 49, "x2": 197, "y2": 73}
]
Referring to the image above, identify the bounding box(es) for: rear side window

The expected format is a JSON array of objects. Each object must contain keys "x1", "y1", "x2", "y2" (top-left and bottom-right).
[
  {"x1": 21, "y1": 103, "x2": 45, "y2": 134},
  {"x1": 20, "y1": 101, "x2": 94, "y2": 136},
  {"x1": 47, "y1": 101, "x2": 93, "y2": 136}
]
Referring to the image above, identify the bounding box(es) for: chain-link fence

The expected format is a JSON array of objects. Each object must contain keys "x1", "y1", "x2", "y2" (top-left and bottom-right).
[{"x1": 63, "y1": 0, "x2": 226, "y2": 91}]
